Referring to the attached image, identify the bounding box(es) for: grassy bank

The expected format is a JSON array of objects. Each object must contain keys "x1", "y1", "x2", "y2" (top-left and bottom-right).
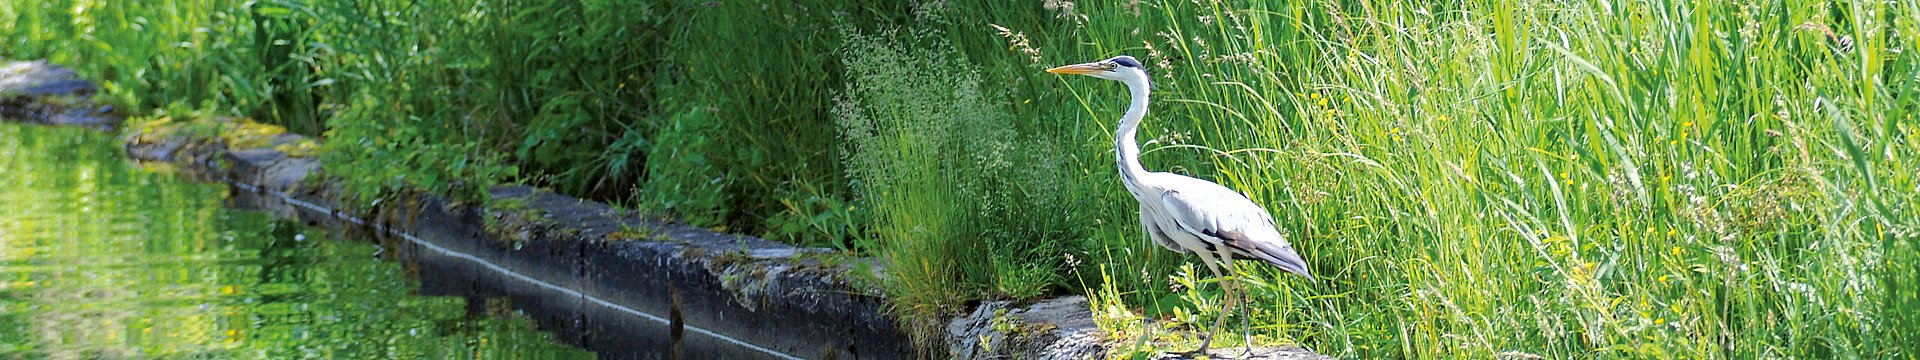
[{"x1": 5, "y1": 0, "x2": 1916, "y2": 357}]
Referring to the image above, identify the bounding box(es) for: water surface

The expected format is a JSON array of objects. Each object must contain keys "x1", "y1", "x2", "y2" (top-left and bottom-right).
[{"x1": 0, "y1": 123, "x2": 593, "y2": 359}]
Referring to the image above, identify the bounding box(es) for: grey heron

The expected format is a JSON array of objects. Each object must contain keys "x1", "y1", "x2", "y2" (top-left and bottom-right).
[{"x1": 1049, "y1": 55, "x2": 1315, "y2": 356}]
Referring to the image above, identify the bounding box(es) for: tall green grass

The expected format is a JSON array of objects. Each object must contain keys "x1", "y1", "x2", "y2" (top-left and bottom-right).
[
  {"x1": 5, "y1": 0, "x2": 1914, "y2": 357},
  {"x1": 1014, "y1": 0, "x2": 1918, "y2": 357},
  {"x1": 831, "y1": 12, "x2": 1087, "y2": 349}
]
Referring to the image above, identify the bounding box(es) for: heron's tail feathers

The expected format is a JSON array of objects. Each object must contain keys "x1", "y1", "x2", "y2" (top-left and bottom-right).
[{"x1": 1247, "y1": 241, "x2": 1315, "y2": 281}]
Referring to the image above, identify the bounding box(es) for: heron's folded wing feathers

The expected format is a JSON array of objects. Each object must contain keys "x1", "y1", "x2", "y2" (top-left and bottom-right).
[{"x1": 1156, "y1": 176, "x2": 1315, "y2": 279}]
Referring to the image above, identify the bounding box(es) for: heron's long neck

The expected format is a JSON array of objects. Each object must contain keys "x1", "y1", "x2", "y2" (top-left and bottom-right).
[{"x1": 1117, "y1": 77, "x2": 1151, "y2": 188}]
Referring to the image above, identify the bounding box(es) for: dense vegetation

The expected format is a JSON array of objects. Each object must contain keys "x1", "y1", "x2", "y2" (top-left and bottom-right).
[{"x1": 4, "y1": 0, "x2": 1915, "y2": 357}]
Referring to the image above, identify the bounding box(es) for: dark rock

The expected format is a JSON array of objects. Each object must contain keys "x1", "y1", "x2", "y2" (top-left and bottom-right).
[
  {"x1": 0, "y1": 60, "x2": 93, "y2": 97},
  {"x1": 0, "y1": 60, "x2": 121, "y2": 129},
  {"x1": 945, "y1": 297, "x2": 1332, "y2": 360},
  {"x1": 948, "y1": 296, "x2": 1105, "y2": 360}
]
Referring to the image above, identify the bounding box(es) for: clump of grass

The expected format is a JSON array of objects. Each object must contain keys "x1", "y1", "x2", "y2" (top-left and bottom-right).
[
  {"x1": 832, "y1": 9, "x2": 1085, "y2": 351},
  {"x1": 637, "y1": 105, "x2": 732, "y2": 227},
  {"x1": 320, "y1": 91, "x2": 518, "y2": 205}
]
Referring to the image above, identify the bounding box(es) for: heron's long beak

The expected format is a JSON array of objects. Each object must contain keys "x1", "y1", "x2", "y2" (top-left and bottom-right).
[{"x1": 1046, "y1": 62, "x2": 1105, "y2": 75}]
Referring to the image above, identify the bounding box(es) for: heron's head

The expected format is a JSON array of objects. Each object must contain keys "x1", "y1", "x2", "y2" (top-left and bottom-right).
[{"x1": 1047, "y1": 55, "x2": 1147, "y2": 83}]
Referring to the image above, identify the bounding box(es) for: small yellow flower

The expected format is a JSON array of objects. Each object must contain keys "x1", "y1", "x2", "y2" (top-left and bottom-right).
[
  {"x1": 1667, "y1": 229, "x2": 1677, "y2": 237},
  {"x1": 1655, "y1": 318, "x2": 1666, "y2": 325},
  {"x1": 1682, "y1": 121, "x2": 1693, "y2": 127},
  {"x1": 1671, "y1": 246, "x2": 1683, "y2": 256},
  {"x1": 1658, "y1": 275, "x2": 1670, "y2": 283}
]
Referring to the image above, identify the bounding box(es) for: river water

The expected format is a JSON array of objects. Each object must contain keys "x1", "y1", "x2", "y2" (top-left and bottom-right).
[{"x1": 0, "y1": 123, "x2": 593, "y2": 358}]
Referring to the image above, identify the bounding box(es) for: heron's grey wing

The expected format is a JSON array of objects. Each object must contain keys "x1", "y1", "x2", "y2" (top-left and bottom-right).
[{"x1": 1156, "y1": 177, "x2": 1315, "y2": 280}]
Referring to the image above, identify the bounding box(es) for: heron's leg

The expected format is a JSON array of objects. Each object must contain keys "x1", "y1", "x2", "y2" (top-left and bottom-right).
[
  {"x1": 1193, "y1": 259, "x2": 1230, "y2": 355},
  {"x1": 1238, "y1": 281, "x2": 1253, "y2": 358}
]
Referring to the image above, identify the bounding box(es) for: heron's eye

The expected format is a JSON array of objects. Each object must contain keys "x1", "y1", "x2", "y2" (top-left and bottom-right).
[{"x1": 1102, "y1": 63, "x2": 1117, "y2": 71}]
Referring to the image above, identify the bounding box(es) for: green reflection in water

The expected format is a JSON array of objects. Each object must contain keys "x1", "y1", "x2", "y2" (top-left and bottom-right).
[{"x1": 0, "y1": 123, "x2": 594, "y2": 359}]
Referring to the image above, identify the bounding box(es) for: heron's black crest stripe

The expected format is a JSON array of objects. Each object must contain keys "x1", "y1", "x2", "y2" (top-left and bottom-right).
[{"x1": 1110, "y1": 55, "x2": 1142, "y2": 69}]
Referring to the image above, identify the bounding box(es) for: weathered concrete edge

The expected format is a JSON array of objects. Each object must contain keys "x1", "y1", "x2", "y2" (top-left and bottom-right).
[{"x1": 119, "y1": 122, "x2": 913, "y2": 359}]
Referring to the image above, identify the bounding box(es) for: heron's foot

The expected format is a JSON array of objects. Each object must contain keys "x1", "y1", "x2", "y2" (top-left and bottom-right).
[
  {"x1": 1237, "y1": 315, "x2": 1254, "y2": 358},
  {"x1": 1170, "y1": 334, "x2": 1216, "y2": 358}
]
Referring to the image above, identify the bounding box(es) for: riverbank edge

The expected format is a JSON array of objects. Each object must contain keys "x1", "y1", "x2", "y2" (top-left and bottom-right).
[
  {"x1": 123, "y1": 116, "x2": 914, "y2": 359},
  {"x1": 3, "y1": 59, "x2": 1147, "y2": 359}
]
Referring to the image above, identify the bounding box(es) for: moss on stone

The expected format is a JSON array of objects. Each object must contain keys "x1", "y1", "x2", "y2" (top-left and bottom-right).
[
  {"x1": 480, "y1": 195, "x2": 556, "y2": 247},
  {"x1": 127, "y1": 114, "x2": 321, "y2": 158}
]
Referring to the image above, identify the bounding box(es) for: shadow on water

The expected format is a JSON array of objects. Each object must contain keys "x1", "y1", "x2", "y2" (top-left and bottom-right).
[{"x1": 0, "y1": 123, "x2": 594, "y2": 359}]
